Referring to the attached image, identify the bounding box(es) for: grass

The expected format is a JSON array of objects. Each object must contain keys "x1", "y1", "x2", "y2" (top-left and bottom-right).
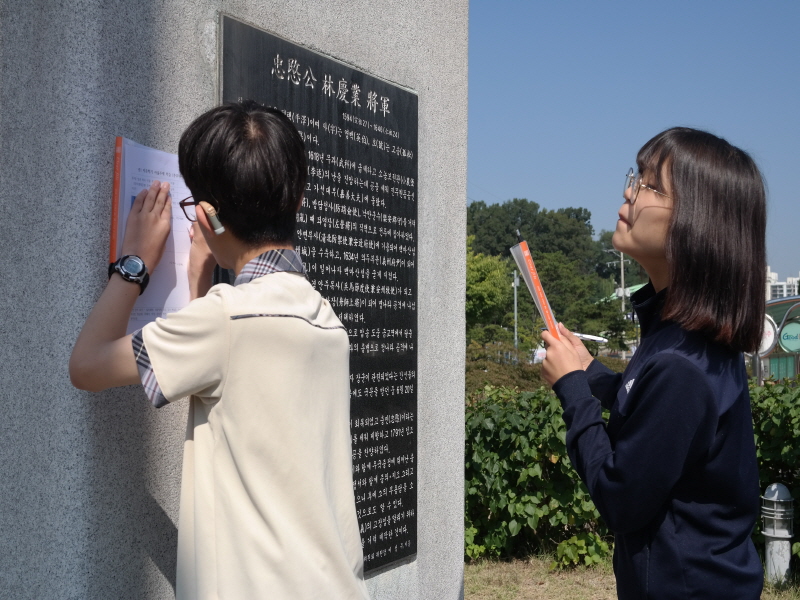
[
  {"x1": 464, "y1": 558, "x2": 800, "y2": 600},
  {"x1": 465, "y1": 557, "x2": 615, "y2": 600}
]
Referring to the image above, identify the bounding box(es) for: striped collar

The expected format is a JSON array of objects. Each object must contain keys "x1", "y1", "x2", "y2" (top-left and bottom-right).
[{"x1": 233, "y1": 249, "x2": 306, "y2": 286}]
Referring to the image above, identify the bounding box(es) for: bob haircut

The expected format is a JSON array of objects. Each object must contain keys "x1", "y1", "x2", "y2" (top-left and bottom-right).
[
  {"x1": 636, "y1": 127, "x2": 766, "y2": 353},
  {"x1": 178, "y1": 100, "x2": 307, "y2": 246}
]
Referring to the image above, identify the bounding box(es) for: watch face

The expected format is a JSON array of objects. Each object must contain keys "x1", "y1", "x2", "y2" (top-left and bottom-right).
[{"x1": 121, "y1": 256, "x2": 145, "y2": 276}]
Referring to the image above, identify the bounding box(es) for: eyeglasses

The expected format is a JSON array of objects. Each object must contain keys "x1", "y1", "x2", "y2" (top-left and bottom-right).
[
  {"x1": 179, "y1": 196, "x2": 198, "y2": 222},
  {"x1": 624, "y1": 168, "x2": 670, "y2": 204},
  {"x1": 180, "y1": 195, "x2": 224, "y2": 222}
]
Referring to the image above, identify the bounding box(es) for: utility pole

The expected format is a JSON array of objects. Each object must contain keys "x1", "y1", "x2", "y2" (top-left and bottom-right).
[
  {"x1": 620, "y1": 252, "x2": 625, "y2": 315},
  {"x1": 604, "y1": 249, "x2": 629, "y2": 315},
  {"x1": 512, "y1": 269, "x2": 519, "y2": 350},
  {"x1": 605, "y1": 249, "x2": 630, "y2": 360}
]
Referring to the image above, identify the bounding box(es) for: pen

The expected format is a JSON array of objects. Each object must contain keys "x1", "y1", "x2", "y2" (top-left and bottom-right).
[
  {"x1": 540, "y1": 328, "x2": 608, "y2": 344},
  {"x1": 573, "y1": 332, "x2": 608, "y2": 343}
]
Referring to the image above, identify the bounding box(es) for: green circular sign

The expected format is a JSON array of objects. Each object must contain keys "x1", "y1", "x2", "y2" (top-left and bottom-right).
[{"x1": 778, "y1": 322, "x2": 800, "y2": 353}]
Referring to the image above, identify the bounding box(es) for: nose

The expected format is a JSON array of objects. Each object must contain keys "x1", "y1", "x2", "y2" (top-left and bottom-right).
[
  {"x1": 619, "y1": 193, "x2": 635, "y2": 224},
  {"x1": 623, "y1": 183, "x2": 634, "y2": 204}
]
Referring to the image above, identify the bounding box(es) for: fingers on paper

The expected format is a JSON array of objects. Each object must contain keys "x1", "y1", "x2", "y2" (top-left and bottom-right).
[
  {"x1": 140, "y1": 180, "x2": 170, "y2": 214},
  {"x1": 131, "y1": 187, "x2": 148, "y2": 213},
  {"x1": 139, "y1": 180, "x2": 159, "y2": 212},
  {"x1": 156, "y1": 182, "x2": 171, "y2": 217}
]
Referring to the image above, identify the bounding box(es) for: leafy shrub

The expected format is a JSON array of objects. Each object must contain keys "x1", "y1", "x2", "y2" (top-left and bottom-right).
[
  {"x1": 465, "y1": 385, "x2": 611, "y2": 566},
  {"x1": 555, "y1": 532, "x2": 610, "y2": 567},
  {"x1": 465, "y1": 376, "x2": 800, "y2": 567},
  {"x1": 750, "y1": 377, "x2": 800, "y2": 499},
  {"x1": 593, "y1": 355, "x2": 627, "y2": 373},
  {"x1": 465, "y1": 345, "x2": 628, "y2": 398},
  {"x1": 749, "y1": 376, "x2": 800, "y2": 557}
]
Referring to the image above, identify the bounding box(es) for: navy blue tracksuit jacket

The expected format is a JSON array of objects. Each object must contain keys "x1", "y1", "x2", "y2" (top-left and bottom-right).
[{"x1": 553, "y1": 284, "x2": 763, "y2": 599}]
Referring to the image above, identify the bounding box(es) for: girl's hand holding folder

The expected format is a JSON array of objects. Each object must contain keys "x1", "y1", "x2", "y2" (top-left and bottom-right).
[
  {"x1": 541, "y1": 323, "x2": 592, "y2": 386},
  {"x1": 557, "y1": 324, "x2": 594, "y2": 370}
]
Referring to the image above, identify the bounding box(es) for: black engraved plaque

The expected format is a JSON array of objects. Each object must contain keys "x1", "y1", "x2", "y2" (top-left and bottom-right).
[{"x1": 221, "y1": 16, "x2": 418, "y2": 572}]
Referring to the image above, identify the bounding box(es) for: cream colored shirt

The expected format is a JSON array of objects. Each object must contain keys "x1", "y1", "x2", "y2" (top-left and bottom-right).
[{"x1": 142, "y1": 271, "x2": 368, "y2": 600}]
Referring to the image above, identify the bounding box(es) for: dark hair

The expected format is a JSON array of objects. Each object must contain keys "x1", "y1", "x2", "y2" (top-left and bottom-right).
[
  {"x1": 178, "y1": 100, "x2": 307, "y2": 246},
  {"x1": 636, "y1": 127, "x2": 766, "y2": 353}
]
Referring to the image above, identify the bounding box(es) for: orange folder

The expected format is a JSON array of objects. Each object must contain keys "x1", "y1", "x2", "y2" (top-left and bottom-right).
[{"x1": 510, "y1": 234, "x2": 559, "y2": 340}]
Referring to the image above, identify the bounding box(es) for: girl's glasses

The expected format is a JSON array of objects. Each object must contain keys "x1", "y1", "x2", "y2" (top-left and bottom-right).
[{"x1": 624, "y1": 168, "x2": 671, "y2": 204}]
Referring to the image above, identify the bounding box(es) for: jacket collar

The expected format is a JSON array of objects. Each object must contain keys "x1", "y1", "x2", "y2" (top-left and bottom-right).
[{"x1": 631, "y1": 282, "x2": 668, "y2": 336}]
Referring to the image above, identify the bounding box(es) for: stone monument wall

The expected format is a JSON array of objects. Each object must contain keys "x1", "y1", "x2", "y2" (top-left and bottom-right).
[{"x1": 0, "y1": 1, "x2": 466, "y2": 598}]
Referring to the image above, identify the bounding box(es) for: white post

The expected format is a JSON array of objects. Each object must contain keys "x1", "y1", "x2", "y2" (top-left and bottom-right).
[
  {"x1": 620, "y1": 251, "x2": 625, "y2": 316},
  {"x1": 513, "y1": 269, "x2": 518, "y2": 350},
  {"x1": 762, "y1": 483, "x2": 794, "y2": 586},
  {"x1": 605, "y1": 249, "x2": 629, "y2": 361},
  {"x1": 765, "y1": 538, "x2": 792, "y2": 586},
  {"x1": 620, "y1": 252, "x2": 626, "y2": 361}
]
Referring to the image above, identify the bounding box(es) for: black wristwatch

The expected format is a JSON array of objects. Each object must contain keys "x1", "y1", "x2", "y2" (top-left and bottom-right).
[{"x1": 108, "y1": 255, "x2": 150, "y2": 295}]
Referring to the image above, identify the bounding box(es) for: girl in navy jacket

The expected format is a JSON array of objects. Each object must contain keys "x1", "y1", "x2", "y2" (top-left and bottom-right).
[{"x1": 542, "y1": 127, "x2": 765, "y2": 599}]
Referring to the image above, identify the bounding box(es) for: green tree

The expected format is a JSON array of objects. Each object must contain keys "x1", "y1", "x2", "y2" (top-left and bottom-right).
[
  {"x1": 595, "y1": 229, "x2": 648, "y2": 287},
  {"x1": 466, "y1": 236, "x2": 542, "y2": 357},
  {"x1": 601, "y1": 307, "x2": 636, "y2": 351},
  {"x1": 530, "y1": 251, "x2": 634, "y2": 349},
  {"x1": 466, "y1": 236, "x2": 513, "y2": 330},
  {"x1": 467, "y1": 199, "x2": 541, "y2": 257},
  {"x1": 467, "y1": 199, "x2": 597, "y2": 274},
  {"x1": 466, "y1": 199, "x2": 639, "y2": 355},
  {"x1": 532, "y1": 251, "x2": 595, "y2": 325}
]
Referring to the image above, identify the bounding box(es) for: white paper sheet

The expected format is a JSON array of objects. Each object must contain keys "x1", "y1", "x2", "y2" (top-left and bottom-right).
[{"x1": 113, "y1": 138, "x2": 193, "y2": 333}]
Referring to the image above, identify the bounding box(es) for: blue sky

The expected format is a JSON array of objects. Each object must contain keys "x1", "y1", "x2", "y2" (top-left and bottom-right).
[{"x1": 468, "y1": 1, "x2": 800, "y2": 278}]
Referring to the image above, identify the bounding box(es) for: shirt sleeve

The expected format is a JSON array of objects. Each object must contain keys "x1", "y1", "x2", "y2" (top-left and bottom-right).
[
  {"x1": 552, "y1": 353, "x2": 716, "y2": 534},
  {"x1": 585, "y1": 359, "x2": 623, "y2": 410},
  {"x1": 131, "y1": 329, "x2": 169, "y2": 408},
  {"x1": 140, "y1": 287, "x2": 230, "y2": 403}
]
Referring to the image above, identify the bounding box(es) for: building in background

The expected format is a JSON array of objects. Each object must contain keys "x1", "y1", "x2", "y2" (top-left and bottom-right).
[{"x1": 767, "y1": 266, "x2": 799, "y2": 300}]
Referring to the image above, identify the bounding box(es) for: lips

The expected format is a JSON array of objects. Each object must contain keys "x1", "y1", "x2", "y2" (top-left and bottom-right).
[{"x1": 617, "y1": 213, "x2": 631, "y2": 226}]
